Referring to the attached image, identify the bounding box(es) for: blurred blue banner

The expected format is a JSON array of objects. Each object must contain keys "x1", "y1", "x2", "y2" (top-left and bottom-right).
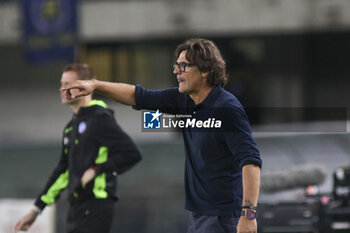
[{"x1": 21, "y1": 0, "x2": 78, "y2": 64}]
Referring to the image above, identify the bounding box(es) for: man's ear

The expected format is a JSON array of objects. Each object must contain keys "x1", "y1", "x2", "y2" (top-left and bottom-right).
[{"x1": 201, "y1": 71, "x2": 209, "y2": 79}]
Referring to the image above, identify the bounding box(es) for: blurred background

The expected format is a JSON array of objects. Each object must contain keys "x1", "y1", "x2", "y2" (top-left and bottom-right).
[{"x1": 1, "y1": 0, "x2": 350, "y2": 232}]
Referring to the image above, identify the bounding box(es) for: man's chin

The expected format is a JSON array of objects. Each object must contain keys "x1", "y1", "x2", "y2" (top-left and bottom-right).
[{"x1": 178, "y1": 85, "x2": 186, "y2": 93}]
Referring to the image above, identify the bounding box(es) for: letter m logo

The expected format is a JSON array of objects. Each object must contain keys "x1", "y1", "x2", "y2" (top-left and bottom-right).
[{"x1": 143, "y1": 111, "x2": 161, "y2": 129}]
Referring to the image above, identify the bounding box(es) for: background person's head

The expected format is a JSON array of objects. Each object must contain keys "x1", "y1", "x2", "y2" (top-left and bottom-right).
[
  {"x1": 175, "y1": 39, "x2": 228, "y2": 87},
  {"x1": 60, "y1": 63, "x2": 95, "y2": 105}
]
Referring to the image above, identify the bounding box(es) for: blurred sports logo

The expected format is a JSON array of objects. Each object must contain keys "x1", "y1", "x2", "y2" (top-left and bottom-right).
[
  {"x1": 41, "y1": 0, "x2": 60, "y2": 22},
  {"x1": 143, "y1": 110, "x2": 162, "y2": 129},
  {"x1": 21, "y1": 0, "x2": 78, "y2": 63}
]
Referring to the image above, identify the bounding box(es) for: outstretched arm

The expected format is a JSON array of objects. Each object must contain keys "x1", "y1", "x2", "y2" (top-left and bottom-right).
[{"x1": 64, "y1": 79, "x2": 136, "y2": 106}]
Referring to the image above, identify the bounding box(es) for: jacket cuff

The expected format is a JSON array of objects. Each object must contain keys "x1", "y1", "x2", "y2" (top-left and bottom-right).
[
  {"x1": 240, "y1": 158, "x2": 262, "y2": 169},
  {"x1": 34, "y1": 198, "x2": 47, "y2": 212},
  {"x1": 32, "y1": 205, "x2": 42, "y2": 214}
]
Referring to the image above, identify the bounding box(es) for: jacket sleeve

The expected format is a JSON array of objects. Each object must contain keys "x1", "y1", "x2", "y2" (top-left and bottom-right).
[
  {"x1": 93, "y1": 113, "x2": 142, "y2": 175},
  {"x1": 222, "y1": 106, "x2": 262, "y2": 169},
  {"x1": 132, "y1": 85, "x2": 185, "y2": 114},
  {"x1": 34, "y1": 144, "x2": 69, "y2": 211}
]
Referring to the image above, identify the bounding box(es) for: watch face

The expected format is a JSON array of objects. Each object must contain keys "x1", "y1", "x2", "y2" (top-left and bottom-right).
[{"x1": 242, "y1": 210, "x2": 256, "y2": 220}]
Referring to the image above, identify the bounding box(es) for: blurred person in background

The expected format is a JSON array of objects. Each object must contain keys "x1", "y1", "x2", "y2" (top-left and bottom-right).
[
  {"x1": 14, "y1": 63, "x2": 142, "y2": 233},
  {"x1": 64, "y1": 39, "x2": 262, "y2": 233}
]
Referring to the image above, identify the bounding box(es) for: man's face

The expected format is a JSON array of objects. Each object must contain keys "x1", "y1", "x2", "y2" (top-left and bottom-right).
[
  {"x1": 60, "y1": 71, "x2": 80, "y2": 105},
  {"x1": 174, "y1": 50, "x2": 207, "y2": 94}
]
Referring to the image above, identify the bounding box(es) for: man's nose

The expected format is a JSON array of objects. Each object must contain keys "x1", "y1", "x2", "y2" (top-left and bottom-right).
[{"x1": 173, "y1": 67, "x2": 180, "y2": 75}]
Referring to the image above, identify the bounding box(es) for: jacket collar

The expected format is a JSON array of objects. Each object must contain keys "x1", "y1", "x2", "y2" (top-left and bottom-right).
[
  {"x1": 87, "y1": 99, "x2": 108, "y2": 109},
  {"x1": 190, "y1": 85, "x2": 222, "y2": 110},
  {"x1": 76, "y1": 99, "x2": 109, "y2": 116}
]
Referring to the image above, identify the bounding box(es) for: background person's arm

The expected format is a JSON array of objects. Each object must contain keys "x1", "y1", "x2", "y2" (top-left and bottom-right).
[
  {"x1": 14, "y1": 209, "x2": 39, "y2": 232},
  {"x1": 14, "y1": 138, "x2": 70, "y2": 232},
  {"x1": 93, "y1": 113, "x2": 142, "y2": 176}
]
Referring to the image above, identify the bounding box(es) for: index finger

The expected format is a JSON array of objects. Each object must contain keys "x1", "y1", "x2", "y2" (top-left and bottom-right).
[{"x1": 61, "y1": 82, "x2": 81, "y2": 92}]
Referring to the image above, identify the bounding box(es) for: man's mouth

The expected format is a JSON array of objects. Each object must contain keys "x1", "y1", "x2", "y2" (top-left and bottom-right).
[{"x1": 177, "y1": 77, "x2": 184, "y2": 83}]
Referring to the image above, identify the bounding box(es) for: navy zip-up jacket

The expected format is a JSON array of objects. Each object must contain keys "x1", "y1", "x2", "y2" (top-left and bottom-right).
[
  {"x1": 35, "y1": 100, "x2": 142, "y2": 211},
  {"x1": 133, "y1": 85, "x2": 262, "y2": 217}
]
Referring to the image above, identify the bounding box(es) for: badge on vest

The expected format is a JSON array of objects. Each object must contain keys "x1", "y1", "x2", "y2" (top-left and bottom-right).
[{"x1": 78, "y1": 122, "x2": 87, "y2": 134}]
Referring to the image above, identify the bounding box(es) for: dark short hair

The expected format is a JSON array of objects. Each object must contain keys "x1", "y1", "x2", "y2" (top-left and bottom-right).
[
  {"x1": 63, "y1": 63, "x2": 95, "y2": 80},
  {"x1": 175, "y1": 38, "x2": 228, "y2": 87}
]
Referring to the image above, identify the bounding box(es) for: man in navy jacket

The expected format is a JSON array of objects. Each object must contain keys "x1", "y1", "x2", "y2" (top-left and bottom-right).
[{"x1": 64, "y1": 39, "x2": 262, "y2": 233}]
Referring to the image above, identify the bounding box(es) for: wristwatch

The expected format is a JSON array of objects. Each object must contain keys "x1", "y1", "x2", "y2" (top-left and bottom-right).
[{"x1": 241, "y1": 209, "x2": 256, "y2": 220}]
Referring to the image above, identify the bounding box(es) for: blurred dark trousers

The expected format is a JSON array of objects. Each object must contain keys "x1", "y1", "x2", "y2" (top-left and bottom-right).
[
  {"x1": 187, "y1": 211, "x2": 238, "y2": 233},
  {"x1": 66, "y1": 199, "x2": 115, "y2": 233}
]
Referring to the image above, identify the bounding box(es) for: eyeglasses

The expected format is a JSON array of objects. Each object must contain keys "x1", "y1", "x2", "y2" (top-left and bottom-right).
[{"x1": 172, "y1": 62, "x2": 194, "y2": 72}]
